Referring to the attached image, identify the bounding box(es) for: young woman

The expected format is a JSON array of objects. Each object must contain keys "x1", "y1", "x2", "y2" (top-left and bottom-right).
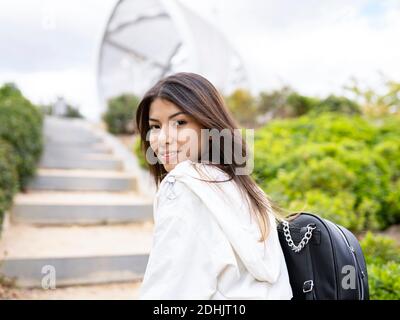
[{"x1": 135, "y1": 72, "x2": 293, "y2": 299}]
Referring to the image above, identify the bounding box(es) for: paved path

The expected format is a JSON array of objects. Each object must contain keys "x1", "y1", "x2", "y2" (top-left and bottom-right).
[{"x1": 0, "y1": 116, "x2": 154, "y2": 299}]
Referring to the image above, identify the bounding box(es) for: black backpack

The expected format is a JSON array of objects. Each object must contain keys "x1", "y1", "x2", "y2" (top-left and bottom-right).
[{"x1": 277, "y1": 212, "x2": 369, "y2": 300}]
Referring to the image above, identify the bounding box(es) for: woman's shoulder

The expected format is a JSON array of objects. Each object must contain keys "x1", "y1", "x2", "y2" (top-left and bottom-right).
[
  {"x1": 154, "y1": 171, "x2": 203, "y2": 222},
  {"x1": 154, "y1": 161, "x2": 234, "y2": 222},
  {"x1": 154, "y1": 176, "x2": 225, "y2": 241},
  {"x1": 157, "y1": 162, "x2": 244, "y2": 224},
  {"x1": 157, "y1": 160, "x2": 228, "y2": 194},
  {"x1": 168, "y1": 160, "x2": 230, "y2": 182}
]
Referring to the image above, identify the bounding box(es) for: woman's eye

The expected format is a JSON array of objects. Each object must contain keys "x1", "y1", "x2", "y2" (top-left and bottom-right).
[
  {"x1": 149, "y1": 121, "x2": 186, "y2": 130},
  {"x1": 176, "y1": 120, "x2": 187, "y2": 126}
]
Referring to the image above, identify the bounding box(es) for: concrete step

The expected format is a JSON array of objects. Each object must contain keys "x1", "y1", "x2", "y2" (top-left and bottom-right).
[
  {"x1": 0, "y1": 222, "x2": 153, "y2": 287},
  {"x1": 43, "y1": 123, "x2": 103, "y2": 145},
  {"x1": 39, "y1": 154, "x2": 124, "y2": 171},
  {"x1": 41, "y1": 153, "x2": 117, "y2": 161},
  {"x1": 44, "y1": 139, "x2": 105, "y2": 148},
  {"x1": 44, "y1": 143, "x2": 113, "y2": 155},
  {"x1": 27, "y1": 169, "x2": 137, "y2": 192},
  {"x1": 45, "y1": 135, "x2": 103, "y2": 144},
  {"x1": 11, "y1": 191, "x2": 153, "y2": 225},
  {"x1": 8, "y1": 281, "x2": 142, "y2": 299}
]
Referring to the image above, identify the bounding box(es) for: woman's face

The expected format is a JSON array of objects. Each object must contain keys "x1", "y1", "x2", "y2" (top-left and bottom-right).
[{"x1": 148, "y1": 98, "x2": 206, "y2": 172}]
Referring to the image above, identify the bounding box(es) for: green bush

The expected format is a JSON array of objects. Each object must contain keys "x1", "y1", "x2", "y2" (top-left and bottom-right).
[
  {"x1": 257, "y1": 87, "x2": 294, "y2": 116},
  {"x1": 38, "y1": 97, "x2": 84, "y2": 118},
  {"x1": 344, "y1": 77, "x2": 400, "y2": 117},
  {"x1": 253, "y1": 112, "x2": 400, "y2": 232},
  {"x1": 227, "y1": 88, "x2": 360, "y2": 127},
  {"x1": 64, "y1": 104, "x2": 84, "y2": 118},
  {"x1": 225, "y1": 89, "x2": 259, "y2": 128},
  {"x1": 0, "y1": 86, "x2": 43, "y2": 190},
  {"x1": 134, "y1": 136, "x2": 147, "y2": 169},
  {"x1": 103, "y1": 94, "x2": 140, "y2": 134},
  {"x1": 360, "y1": 232, "x2": 400, "y2": 300},
  {"x1": 226, "y1": 87, "x2": 319, "y2": 127},
  {"x1": 367, "y1": 262, "x2": 400, "y2": 300},
  {"x1": 361, "y1": 231, "x2": 400, "y2": 265},
  {"x1": 285, "y1": 92, "x2": 319, "y2": 117},
  {"x1": 0, "y1": 139, "x2": 18, "y2": 231},
  {"x1": 311, "y1": 95, "x2": 362, "y2": 115}
]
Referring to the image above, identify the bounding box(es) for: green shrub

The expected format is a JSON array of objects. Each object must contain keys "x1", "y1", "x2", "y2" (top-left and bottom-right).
[
  {"x1": 344, "y1": 77, "x2": 400, "y2": 117},
  {"x1": 360, "y1": 232, "x2": 400, "y2": 300},
  {"x1": 103, "y1": 94, "x2": 140, "y2": 134},
  {"x1": 134, "y1": 135, "x2": 147, "y2": 169},
  {"x1": 311, "y1": 95, "x2": 362, "y2": 115},
  {"x1": 0, "y1": 139, "x2": 18, "y2": 231},
  {"x1": 253, "y1": 112, "x2": 399, "y2": 232},
  {"x1": 285, "y1": 92, "x2": 319, "y2": 117},
  {"x1": 361, "y1": 231, "x2": 400, "y2": 265},
  {"x1": 64, "y1": 105, "x2": 84, "y2": 118},
  {"x1": 227, "y1": 87, "x2": 320, "y2": 127},
  {"x1": 225, "y1": 89, "x2": 259, "y2": 128},
  {"x1": 257, "y1": 86, "x2": 293, "y2": 116},
  {"x1": 367, "y1": 262, "x2": 400, "y2": 300},
  {"x1": 0, "y1": 82, "x2": 22, "y2": 100},
  {"x1": 0, "y1": 83, "x2": 43, "y2": 190},
  {"x1": 229, "y1": 88, "x2": 359, "y2": 127}
]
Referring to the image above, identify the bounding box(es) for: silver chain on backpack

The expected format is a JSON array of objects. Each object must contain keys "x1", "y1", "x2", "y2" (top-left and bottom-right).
[{"x1": 282, "y1": 221, "x2": 317, "y2": 253}]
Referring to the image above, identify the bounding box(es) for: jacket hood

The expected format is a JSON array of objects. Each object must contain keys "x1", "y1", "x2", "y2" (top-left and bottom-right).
[{"x1": 159, "y1": 159, "x2": 283, "y2": 284}]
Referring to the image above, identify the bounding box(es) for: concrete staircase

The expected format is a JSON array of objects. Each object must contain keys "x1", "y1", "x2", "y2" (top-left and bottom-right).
[{"x1": 0, "y1": 116, "x2": 154, "y2": 293}]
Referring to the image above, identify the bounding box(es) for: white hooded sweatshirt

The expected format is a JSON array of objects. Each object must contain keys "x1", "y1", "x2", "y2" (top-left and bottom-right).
[{"x1": 138, "y1": 159, "x2": 293, "y2": 300}]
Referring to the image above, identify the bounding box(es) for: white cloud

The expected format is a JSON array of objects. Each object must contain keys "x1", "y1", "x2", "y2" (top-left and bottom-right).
[
  {"x1": 1, "y1": 0, "x2": 399, "y2": 121},
  {"x1": 200, "y1": 0, "x2": 400, "y2": 97},
  {"x1": 0, "y1": 0, "x2": 116, "y2": 120},
  {"x1": 0, "y1": 68, "x2": 100, "y2": 119},
  {"x1": 0, "y1": 0, "x2": 116, "y2": 72}
]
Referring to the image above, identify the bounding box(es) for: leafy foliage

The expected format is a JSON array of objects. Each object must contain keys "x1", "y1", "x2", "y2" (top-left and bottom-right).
[
  {"x1": 253, "y1": 112, "x2": 400, "y2": 232},
  {"x1": 360, "y1": 232, "x2": 400, "y2": 300},
  {"x1": 0, "y1": 83, "x2": 43, "y2": 230},
  {"x1": 0, "y1": 83, "x2": 43, "y2": 189},
  {"x1": 103, "y1": 94, "x2": 140, "y2": 134}
]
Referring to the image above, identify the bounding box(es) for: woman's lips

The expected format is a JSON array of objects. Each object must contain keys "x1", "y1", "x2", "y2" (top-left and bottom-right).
[{"x1": 160, "y1": 151, "x2": 180, "y2": 162}]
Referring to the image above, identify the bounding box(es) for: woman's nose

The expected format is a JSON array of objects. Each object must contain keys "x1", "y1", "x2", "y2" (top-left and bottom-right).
[{"x1": 158, "y1": 124, "x2": 175, "y2": 145}]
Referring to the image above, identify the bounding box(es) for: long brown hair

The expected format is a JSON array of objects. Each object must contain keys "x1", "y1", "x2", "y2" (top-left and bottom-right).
[{"x1": 136, "y1": 72, "x2": 298, "y2": 241}]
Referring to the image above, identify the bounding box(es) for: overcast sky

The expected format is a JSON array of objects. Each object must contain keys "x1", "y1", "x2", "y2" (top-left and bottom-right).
[{"x1": 1, "y1": 0, "x2": 399, "y2": 120}]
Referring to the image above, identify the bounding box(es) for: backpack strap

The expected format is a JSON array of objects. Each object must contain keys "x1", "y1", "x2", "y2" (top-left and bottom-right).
[{"x1": 303, "y1": 241, "x2": 316, "y2": 300}]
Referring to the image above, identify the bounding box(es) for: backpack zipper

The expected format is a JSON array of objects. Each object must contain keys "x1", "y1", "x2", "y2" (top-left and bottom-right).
[
  {"x1": 333, "y1": 224, "x2": 364, "y2": 300},
  {"x1": 302, "y1": 213, "x2": 340, "y2": 299}
]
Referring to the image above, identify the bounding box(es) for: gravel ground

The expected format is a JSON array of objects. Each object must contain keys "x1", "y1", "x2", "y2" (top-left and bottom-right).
[
  {"x1": 1, "y1": 281, "x2": 143, "y2": 300},
  {"x1": 0, "y1": 220, "x2": 154, "y2": 259}
]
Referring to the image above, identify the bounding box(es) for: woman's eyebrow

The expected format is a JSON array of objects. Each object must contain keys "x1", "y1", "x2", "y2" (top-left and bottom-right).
[{"x1": 149, "y1": 111, "x2": 187, "y2": 122}]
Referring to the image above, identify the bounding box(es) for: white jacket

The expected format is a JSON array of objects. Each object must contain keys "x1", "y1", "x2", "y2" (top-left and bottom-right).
[{"x1": 138, "y1": 159, "x2": 293, "y2": 300}]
